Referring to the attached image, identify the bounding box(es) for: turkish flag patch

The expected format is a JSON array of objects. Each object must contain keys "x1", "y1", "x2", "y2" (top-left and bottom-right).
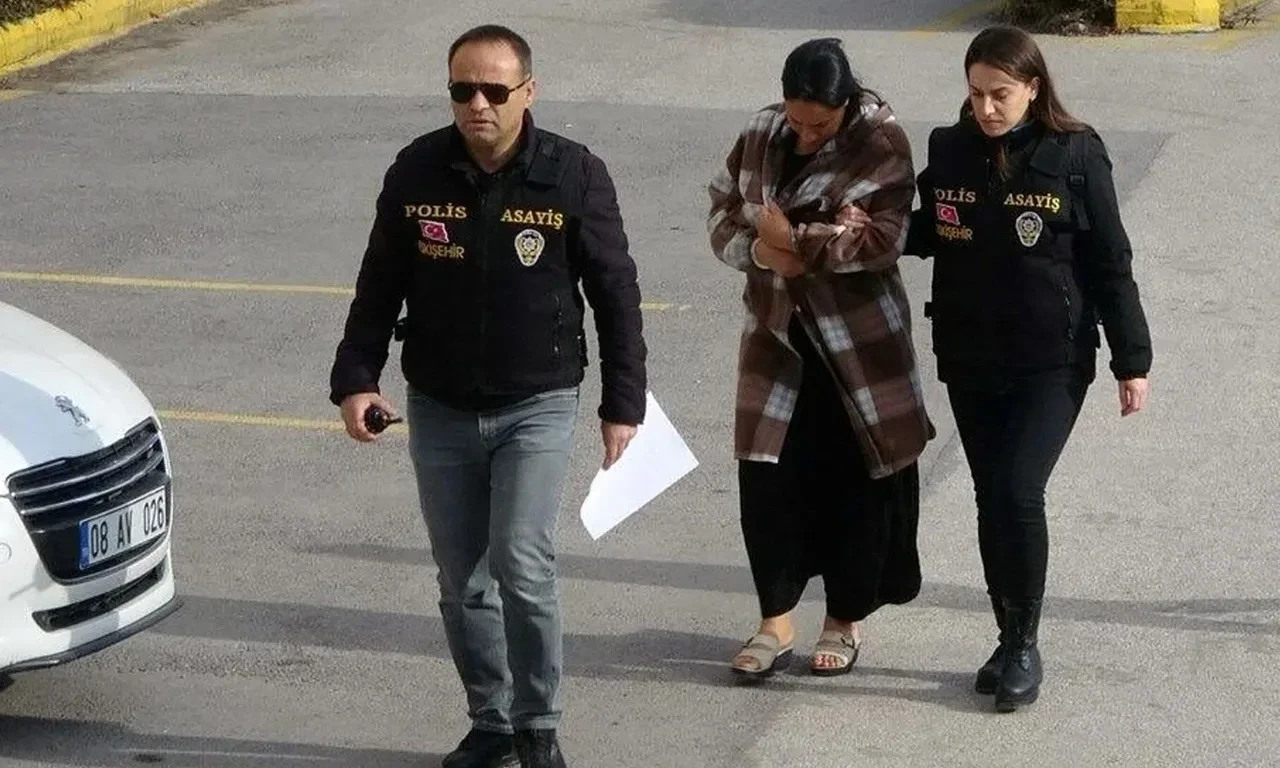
[
  {"x1": 936, "y1": 203, "x2": 961, "y2": 226},
  {"x1": 419, "y1": 220, "x2": 450, "y2": 244}
]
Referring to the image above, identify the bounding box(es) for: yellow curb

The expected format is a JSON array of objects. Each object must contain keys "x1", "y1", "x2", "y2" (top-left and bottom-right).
[
  {"x1": 0, "y1": 0, "x2": 210, "y2": 78},
  {"x1": 1116, "y1": 0, "x2": 1220, "y2": 32}
]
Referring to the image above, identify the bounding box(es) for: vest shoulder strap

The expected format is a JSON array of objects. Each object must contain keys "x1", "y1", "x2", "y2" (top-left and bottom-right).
[
  {"x1": 527, "y1": 131, "x2": 585, "y2": 188},
  {"x1": 1061, "y1": 129, "x2": 1097, "y2": 230}
]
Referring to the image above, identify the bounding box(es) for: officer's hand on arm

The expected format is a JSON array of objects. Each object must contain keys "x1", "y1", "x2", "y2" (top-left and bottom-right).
[
  {"x1": 1118, "y1": 377, "x2": 1149, "y2": 417},
  {"x1": 601, "y1": 421, "x2": 638, "y2": 470},
  {"x1": 340, "y1": 392, "x2": 399, "y2": 442},
  {"x1": 901, "y1": 160, "x2": 937, "y2": 260},
  {"x1": 835, "y1": 205, "x2": 871, "y2": 229}
]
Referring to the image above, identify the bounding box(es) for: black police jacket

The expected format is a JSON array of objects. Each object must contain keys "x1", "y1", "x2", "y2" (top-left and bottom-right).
[
  {"x1": 905, "y1": 117, "x2": 1152, "y2": 384},
  {"x1": 328, "y1": 113, "x2": 647, "y2": 425}
]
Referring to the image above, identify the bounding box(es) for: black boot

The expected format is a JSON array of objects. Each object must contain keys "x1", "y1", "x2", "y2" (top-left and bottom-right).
[
  {"x1": 974, "y1": 594, "x2": 1006, "y2": 694},
  {"x1": 514, "y1": 729, "x2": 567, "y2": 768},
  {"x1": 994, "y1": 598, "x2": 1043, "y2": 713},
  {"x1": 442, "y1": 729, "x2": 518, "y2": 768}
]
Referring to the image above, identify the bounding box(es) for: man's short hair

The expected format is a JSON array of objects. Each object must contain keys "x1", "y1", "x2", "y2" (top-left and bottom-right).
[{"x1": 448, "y1": 25, "x2": 533, "y2": 78}]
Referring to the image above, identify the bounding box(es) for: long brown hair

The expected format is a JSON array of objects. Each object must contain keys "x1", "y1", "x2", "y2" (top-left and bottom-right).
[{"x1": 961, "y1": 25, "x2": 1086, "y2": 134}]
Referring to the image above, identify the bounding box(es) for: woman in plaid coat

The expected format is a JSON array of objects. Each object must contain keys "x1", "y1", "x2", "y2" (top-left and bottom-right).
[{"x1": 707, "y1": 38, "x2": 934, "y2": 678}]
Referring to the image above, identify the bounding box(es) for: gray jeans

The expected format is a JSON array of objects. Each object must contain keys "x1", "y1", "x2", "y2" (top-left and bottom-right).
[{"x1": 406, "y1": 385, "x2": 579, "y2": 733}]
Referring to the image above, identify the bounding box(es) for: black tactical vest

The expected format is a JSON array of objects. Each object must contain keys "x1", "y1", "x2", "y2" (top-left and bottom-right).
[
  {"x1": 923, "y1": 123, "x2": 1099, "y2": 378},
  {"x1": 396, "y1": 128, "x2": 590, "y2": 404}
]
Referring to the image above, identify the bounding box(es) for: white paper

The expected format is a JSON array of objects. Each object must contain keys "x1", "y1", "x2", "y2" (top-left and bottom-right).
[{"x1": 579, "y1": 391, "x2": 698, "y2": 540}]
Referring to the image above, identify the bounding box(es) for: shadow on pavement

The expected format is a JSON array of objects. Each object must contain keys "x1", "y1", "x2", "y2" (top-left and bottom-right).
[
  {"x1": 0, "y1": 716, "x2": 435, "y2": 767},
  {"x1": 304, "y1": 544, "x2": 1280, "y2": 638},
  {"x1": 733, "y1": 663, "x2": 987, "y2": 714},
  {"x1": 151, "y1": 595, "x2": 988, "y2": 713},
  {"x1": 132, "y1": 545, "x2": 1278, "y2": 717},
  {"x1": 156, "y1": 595, "x2": 749, "y2": 686}
]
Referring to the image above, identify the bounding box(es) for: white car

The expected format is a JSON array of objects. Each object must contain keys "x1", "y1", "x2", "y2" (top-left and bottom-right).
[{"x1": 0, "y1": 298, "x2": 178, "y2": 687}]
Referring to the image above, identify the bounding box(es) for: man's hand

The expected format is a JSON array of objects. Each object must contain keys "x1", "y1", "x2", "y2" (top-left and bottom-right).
[
  {"x1": 340, "y1": 392, "x2": 399, "y2": 442},
  {"x1": 601, "y1": 421, "x2": 638, "y2": 470},
  {"x1": 1118, "y1": 377, "x2": 1149, "y2": 417},
  {"x1": 757, "y1": 202, "x2": 794, "y2": 251},
  {"x1": 753, "y1": 239, "x2": 806, "y2": 278}
]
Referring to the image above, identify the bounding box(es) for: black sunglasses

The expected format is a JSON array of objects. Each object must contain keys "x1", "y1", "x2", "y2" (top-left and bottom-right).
[{"x1": 448, "y1": 77, "x2": 530, "y2": 105}]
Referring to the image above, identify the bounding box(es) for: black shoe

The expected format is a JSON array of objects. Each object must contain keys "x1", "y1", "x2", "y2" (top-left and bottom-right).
[
  {"x1": 513, "y1": 729, "x2": 567, "y2": 768},
  {"x1": 994, "y1": 598, "x2": 1043, "y2": 713},
  {"x1": 974, "y1": 594, "x2": 1006, "y2": 694},
  {"x1": 442, "y1": 729, "x2": 519, "y2": 768}
]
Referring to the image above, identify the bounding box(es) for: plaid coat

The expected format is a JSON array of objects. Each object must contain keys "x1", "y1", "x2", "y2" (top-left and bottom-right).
[{"x1": 707, "y1": 96, "x2": 934, "y2": 478}]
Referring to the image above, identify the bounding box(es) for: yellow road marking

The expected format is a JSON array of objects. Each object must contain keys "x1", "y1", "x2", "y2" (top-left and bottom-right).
[
  {"x1": 157, "y1": 409, "x2": 407, "y2": 434},
  {"x1": 0, "y1": 270, "x2": 354, "y2": 296},
  {"x1": 0, "y1": 270, "x2": 674, "y2": 310},
  {"x1": 909, "y1": 0, "x2": 1002, "y2": 36},
  {"x1": 0, "y1": 90, "x2": 35, "y2": 102}
]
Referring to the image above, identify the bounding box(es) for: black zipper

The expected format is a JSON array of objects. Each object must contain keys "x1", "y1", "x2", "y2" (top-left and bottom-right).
[
  {"x1": 475, "y1": 179, "x2": 505, "y2": 383},
  {"x1": 1062, "y1": 279, "x2": 1074, "y2": 341},
  {"x1": 475, "y1": 185, "x2": 489, "y2": 385},
  {"x1": 553, "y1": 294, "x2": 563, "y2": 360}
]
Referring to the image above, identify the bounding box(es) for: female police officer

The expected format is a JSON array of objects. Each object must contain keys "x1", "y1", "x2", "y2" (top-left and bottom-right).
[{"x1": 850, "y1": 25, "x2": 1153, "y2": 712}]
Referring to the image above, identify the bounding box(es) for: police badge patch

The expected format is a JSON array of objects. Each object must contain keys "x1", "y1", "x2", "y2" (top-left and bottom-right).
[
  {"x1": 1015, "y1": 211, "x2": 1044, "y2": 247},
  {"x1": 514, "y1": 228, "x2": 545, "y2": 267}
]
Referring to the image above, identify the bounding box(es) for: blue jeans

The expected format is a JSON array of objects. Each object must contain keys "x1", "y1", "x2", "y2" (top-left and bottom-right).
[{"x1": 406, "y1": 385, "x2": 579, "y2": 733}]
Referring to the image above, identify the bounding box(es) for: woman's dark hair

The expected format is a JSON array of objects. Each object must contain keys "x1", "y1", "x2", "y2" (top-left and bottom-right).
[
  {"x1": 961, "y1": 25, "x2": 1085, "y2": 134},
  {"x1": 781, "y1": 38, "x2": 864, "y2": 110}
]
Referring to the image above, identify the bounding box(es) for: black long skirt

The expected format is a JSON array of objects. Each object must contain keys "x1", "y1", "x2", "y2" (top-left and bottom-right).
[{"x1": 739, "y1": 314, "x2": 922, "y2": 622}]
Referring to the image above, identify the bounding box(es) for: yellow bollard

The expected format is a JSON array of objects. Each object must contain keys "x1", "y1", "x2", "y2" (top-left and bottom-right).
[{"x1": 1115, "y1": 0, "x2": 1221, "y2": 31}]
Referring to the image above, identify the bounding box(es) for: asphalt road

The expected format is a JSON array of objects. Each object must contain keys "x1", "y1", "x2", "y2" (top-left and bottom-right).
[{"x1": 0, "y1": 1, "x2": 1277, "y2": 766}]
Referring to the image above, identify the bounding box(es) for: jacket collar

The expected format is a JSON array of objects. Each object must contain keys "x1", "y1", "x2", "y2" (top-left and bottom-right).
[
  {"x1": 958, "y1": 113, "x2": 1040, "y2": 150},
  {"x1": 447, "y1": 110, "x2": 539, "y2": 177},
  {"x1": 1000, "y1": 118, "x2": 1042, "y2": 154},
  {"x1": 959, "y1": 115, "x2": 1067, "y2": 176}
]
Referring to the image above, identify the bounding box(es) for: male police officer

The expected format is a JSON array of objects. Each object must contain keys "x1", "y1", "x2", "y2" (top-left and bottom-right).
[{"x1": 328, "y1": 25, "x2": 646, "y2": 768}]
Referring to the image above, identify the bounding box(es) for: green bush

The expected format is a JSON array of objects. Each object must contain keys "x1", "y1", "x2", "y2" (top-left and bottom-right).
[{"x1": 0, "y1": 0, "x2": 78, "y2": 27}]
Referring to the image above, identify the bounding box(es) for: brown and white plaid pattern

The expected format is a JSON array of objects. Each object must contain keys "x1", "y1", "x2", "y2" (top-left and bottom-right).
[{"x1": 707, "y1": 96, "x2": 934, "y2": 478}]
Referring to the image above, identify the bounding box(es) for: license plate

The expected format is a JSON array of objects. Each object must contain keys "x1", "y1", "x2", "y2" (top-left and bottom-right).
[{"x1": 78, "y1": 487, "x2": 169, "y2": 570}]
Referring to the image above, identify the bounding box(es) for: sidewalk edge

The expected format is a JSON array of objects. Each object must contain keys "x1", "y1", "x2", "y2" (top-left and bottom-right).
[{"x1": 1, "y1": 0, "x2": 209, "y2": 78}]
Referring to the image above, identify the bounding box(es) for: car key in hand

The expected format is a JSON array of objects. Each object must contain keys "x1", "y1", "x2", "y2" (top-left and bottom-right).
[{"x1": 363, "y1": 405, "x2": 404, "y2": 434}]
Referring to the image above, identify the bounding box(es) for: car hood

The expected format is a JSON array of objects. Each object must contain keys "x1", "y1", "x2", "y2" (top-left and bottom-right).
[{"x1": 0, "y1": 300, "x2": 157, "y2": 489}]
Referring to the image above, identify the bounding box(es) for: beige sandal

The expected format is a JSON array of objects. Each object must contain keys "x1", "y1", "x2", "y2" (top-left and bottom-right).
[
  {"x1": 810, "y1": 630, "x2": 860, "y2": 677},
  {"x1": 731, "y1": 633, "x2": 794, "y2": 679}
]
